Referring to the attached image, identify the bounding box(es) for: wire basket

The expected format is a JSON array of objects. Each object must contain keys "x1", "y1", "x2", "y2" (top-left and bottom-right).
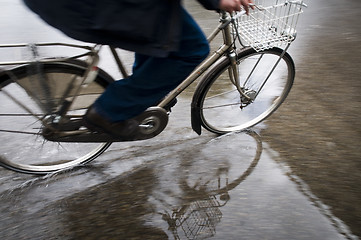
[
  {"x1": 236, "y1": 0, "x2": 307, "y2": 51},
  {"x1": 173, "y1": 196, "x2": 223, "y2": 239}
]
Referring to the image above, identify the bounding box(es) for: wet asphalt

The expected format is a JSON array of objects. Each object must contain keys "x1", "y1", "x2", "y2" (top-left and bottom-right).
[{"x1": 0, "y1": 0, "x2": 360, "y2": 239}]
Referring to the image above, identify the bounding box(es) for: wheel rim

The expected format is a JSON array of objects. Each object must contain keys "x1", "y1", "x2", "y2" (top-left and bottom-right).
[
  {"x1": 0, "y1": 64, "x2": 111, "y2": 174},
  {"x1": 200, "y1": 49, "x2": 294, "y2": 134}
]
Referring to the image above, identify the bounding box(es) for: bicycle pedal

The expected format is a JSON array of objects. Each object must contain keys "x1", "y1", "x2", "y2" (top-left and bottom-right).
[
  {"x1": 56, "y1": 119, "x2": 83, "y2": 131},
  {"x1": 46, "y1": 121, "x2": 83, "y2": 132}
]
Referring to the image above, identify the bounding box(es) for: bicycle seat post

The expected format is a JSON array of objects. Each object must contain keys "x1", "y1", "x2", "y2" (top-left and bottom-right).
[{"x1": 56, "y1": 45, "x2": 100, "y2": 120}]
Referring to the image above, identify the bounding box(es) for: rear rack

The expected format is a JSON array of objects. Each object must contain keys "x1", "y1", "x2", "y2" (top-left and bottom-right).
[{"x1": 0, "y1": 42, "x2": 95, "y2": 66}]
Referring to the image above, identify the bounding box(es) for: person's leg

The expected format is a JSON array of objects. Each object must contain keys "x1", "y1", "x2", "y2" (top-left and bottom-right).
[{"x1": 92, "y1": 8, "x2": 210, "y2": 122}]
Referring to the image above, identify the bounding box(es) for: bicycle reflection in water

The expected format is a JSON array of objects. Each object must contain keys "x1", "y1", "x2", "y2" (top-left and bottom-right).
[
  {"x1": 151, "y1": 130, "x2": 262, "y2": 239},
  {"x1": 0, "y1": 130, "x2": 262, "y2": 239}
]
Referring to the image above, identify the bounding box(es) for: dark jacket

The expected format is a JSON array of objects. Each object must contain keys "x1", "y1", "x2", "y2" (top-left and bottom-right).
[{"x1": 23, "y1": 0, "x2": 220, "y2": 57}]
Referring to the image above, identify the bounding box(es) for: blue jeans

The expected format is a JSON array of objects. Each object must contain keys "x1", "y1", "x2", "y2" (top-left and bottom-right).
[{"x1": 93, "y1": 8, "x2": 210, "y2": 122}]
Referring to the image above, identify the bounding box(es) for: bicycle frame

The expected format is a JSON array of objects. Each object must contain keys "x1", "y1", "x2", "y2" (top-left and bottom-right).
[{"x1": 0, "y1": 10, "x2": 291, "y2": 136}]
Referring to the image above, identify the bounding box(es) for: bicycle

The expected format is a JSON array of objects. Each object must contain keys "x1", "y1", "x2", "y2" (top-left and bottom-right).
[{"x1": 0, "y1": 0, "x2": 307, "y2": 174}]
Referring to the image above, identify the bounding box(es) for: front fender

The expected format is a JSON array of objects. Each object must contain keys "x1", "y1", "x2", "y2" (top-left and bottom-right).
[{"x1": 191, "y1": 103, "x2": 202, "y2": 135}]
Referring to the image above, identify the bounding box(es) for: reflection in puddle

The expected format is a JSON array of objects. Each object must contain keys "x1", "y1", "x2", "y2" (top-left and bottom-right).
[
  {"x1": 1, "y1": 130, "x2": 354, "y2": 239},
  {"x1": 149, "y1": 131, "x2": 262, "y2": 239}
]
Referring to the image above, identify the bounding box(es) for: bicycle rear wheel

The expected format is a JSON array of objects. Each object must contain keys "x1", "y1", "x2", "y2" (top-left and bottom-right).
[
  {"x1": 194, "y1": 47, "x2": 295, "y2": 134},
  {"x1": 0, "y1": 60, "x2": 114, "y2": 174}
]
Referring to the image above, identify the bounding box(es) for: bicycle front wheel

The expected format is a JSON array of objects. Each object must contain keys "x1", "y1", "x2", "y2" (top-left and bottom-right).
[
  {"x1": 194, "y1": 47, "x2": 295, "y2": 134},
  {"x1": 0, "y1": 60, "x2": 114, "y2": 174}
]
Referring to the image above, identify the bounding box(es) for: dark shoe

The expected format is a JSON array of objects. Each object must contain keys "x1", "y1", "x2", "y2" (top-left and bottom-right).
[{"x1": 83, "y1": 106, "x2": 139, "y2": 139}]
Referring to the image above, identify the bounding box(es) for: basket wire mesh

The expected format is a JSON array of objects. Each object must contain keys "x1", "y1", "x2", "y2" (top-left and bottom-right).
[
  {"x1": 236, "y1": 0, "x2": 307, "y2": 51},
  {"x1": 173, "y1": 196, "x2": 223, "y2": 239}
]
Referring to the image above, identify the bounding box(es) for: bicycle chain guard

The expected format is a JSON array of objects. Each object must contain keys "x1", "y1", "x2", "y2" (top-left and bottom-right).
[{"x1": 42, "y1": 107, "x2": 169, "y2": 142}]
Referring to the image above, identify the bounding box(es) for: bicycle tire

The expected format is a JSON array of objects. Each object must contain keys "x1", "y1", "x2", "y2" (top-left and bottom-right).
[
  {"x1": 193, "y1": 47, "x2": 295, "y2": 134},
  {"x1": 0, "y1": 60, "x2": 114, "y2": 174}
]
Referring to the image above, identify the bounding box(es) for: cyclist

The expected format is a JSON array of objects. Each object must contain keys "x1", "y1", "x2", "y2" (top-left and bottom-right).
[{"x1": 23, "y1": 0, "x2": 254, "y2": 139}]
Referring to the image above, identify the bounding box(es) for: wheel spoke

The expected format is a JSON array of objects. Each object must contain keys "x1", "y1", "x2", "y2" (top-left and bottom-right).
[
  {"x1": 204, "y1": 88, "x2": 238, "y2": 100},
  {"x1": 0, "y1": 113, "x2": 43, "y2": 116},
  {"x1": 202, "y1": 102, "x2": 241, "y2": 109},
  {"x1": 0, "y1": 129, "x2": 41, "y2": 135}
]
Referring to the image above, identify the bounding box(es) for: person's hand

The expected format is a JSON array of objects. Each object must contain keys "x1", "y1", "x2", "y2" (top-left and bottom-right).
[{"x1": 219, "y1": 0, "x2": 255, "y2": 14}]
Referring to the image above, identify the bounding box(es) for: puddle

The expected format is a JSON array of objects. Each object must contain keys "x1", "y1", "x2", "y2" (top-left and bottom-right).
[{"x1": 0, "y1": 125, "x2": 356, "y2": 239}]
